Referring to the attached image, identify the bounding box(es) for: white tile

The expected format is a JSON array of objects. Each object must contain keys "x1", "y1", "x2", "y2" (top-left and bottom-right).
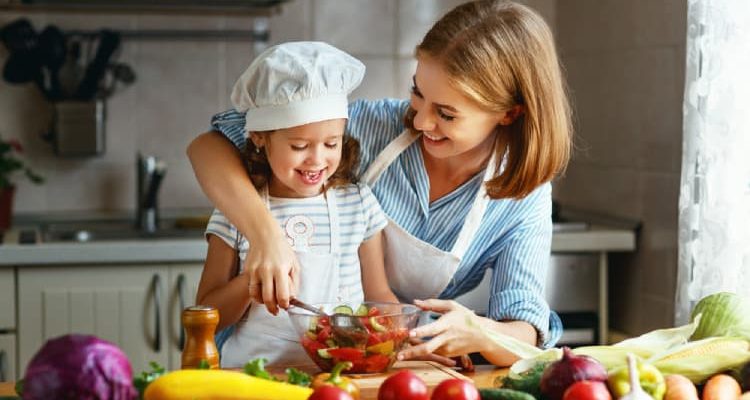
[
  {"x1": 267, "y1": 0, "x2": 312, "y2": 43},
  {"x1": 395, "y1": 58, "x2": 418, "y2": 99},
  {"x1": 396, "y1": 0, "x2": 465, "y2": 56},
  {"x1": 313, "y1": 0, "x2": 396, "y2": 56},
  {"x1": 351, "y1": 57, "x2": 397, "y2": 100}
]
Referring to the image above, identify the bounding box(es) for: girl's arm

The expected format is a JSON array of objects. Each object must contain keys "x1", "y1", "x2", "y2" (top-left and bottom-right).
[
  {"x1": 358, "y1": 230, "x2": 398, "y2": 303},
  {"x1": 187, "y1": 131, "x2": 299, "y2": 314},
  {"x1": 196, "y1": 235, "x2": 251, "y2": 331}
]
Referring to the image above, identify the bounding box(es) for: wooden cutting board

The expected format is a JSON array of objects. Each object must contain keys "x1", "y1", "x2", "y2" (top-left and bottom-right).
[
  {"x1": 272, "y1": 360, "x2": 471, "y2": 399},
  {"x1": 349, "y1": 360, "x2": 471, "y2": 399}
]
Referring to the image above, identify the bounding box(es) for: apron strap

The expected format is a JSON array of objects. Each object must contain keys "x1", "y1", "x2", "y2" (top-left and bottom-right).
[
  {"x1": 449, "y1": 153, "x2": 497, "y2": 258},
  {"x1": 361, "y1": 129, "x2": 419, "y2": 186}
]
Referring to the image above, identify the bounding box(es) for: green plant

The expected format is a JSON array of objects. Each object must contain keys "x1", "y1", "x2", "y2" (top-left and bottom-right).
[{"x1": 0, "y1": 137, "x2": 43, "y2": 188}]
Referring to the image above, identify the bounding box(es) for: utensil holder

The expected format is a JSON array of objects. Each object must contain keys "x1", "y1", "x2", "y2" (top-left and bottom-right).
[{"x1": 50, "y1": 99, "x2": 106, "y2": 157}]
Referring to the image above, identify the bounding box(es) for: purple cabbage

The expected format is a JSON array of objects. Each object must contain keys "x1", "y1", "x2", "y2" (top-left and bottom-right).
[{"x1": 22, "y1": 334, "x2": 138, "y2": 400}]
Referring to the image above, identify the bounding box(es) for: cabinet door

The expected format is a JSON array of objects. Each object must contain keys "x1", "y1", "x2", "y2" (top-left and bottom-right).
[
  {"x1": 167, "y1": 264, "x2": 204, "y2": 369},
  {"x1": 0, "y1": 268, "x2": 14, "y2": 330},
  {"x1": 18, "y1": 265, "x2": 169, "y2": 374},
  {"x1": 0, "y1": 333, "x2": 16, "y2": 382}
]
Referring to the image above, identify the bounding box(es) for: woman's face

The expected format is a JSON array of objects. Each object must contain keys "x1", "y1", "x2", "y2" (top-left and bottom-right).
[
  {"x1": 252, "y1": 119, "x2": 346, "y2": 198},
  {"x1": 410, "y1": 56, "x2": 503, "y2": 161}
]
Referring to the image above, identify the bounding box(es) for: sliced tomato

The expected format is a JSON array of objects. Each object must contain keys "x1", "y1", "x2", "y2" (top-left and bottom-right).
[
  {"x1": 367, "y1": 306, "x2": 380, "y2": 317},
  {"x1": 316, "y1": 326, "x2": 332, "y2": 343},
  {"x1": 364, "y1": 354, "x2": 390, "y2": 372},
  {"x1": 302, "y1": 336, "x2": 327, "y2": 352},
  {"x1": 366, "y1": 332, "x2": 382, "y2": 346},
  {"x1": 327, "y1": 347, "x2": 365, "y2": 362}
]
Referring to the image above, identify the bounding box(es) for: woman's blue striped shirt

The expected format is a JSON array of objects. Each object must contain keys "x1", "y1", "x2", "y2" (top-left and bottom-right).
[{"x1": 210, "y1": 98, "x2": 562, "y2": 347}]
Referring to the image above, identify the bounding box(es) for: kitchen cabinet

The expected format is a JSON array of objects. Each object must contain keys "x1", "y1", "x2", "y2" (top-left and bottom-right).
[
  {"x1": 0, "y1": 269, "x2": 14, "y2": 330},
  {"x1": 0, "y1": 334, "x2": 16, "y2": 382},
  {"x1": 17, "y1": 263, "x2": 203, "y2": 376}
]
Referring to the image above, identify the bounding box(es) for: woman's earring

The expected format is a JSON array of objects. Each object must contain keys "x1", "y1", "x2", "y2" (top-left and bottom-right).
[{"x1": 255, "y1": 147, "x2": 261, "y2": 154}]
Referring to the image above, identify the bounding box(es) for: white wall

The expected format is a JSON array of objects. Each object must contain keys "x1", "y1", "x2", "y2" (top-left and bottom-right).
[{"x1": 0, "y1": 0, "x2": 555, "y2": 214}]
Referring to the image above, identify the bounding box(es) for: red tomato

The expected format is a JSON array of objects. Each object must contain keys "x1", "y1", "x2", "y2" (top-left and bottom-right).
[
  {"x1": 562, "y1": 380, "x2": 612, "y2": 400},
  {"x1": 309, "y1": 385, "x2": 355, "y2": 400},
  {"x1": 377, "y1": 370, "x2": 429, "y2": 400},
  {"x1": 430, "y1": 379, "x2": 480, "y2": 400}
]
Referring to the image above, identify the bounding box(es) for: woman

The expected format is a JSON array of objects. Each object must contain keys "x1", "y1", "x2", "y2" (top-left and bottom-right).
[{"x1": 188, "y1": 0, "x2": 572, "y2": 367}]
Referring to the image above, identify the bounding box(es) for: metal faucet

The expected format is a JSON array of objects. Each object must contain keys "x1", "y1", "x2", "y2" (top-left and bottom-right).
[{"x1": 136, "y1": 153, "x2": 167, "y2": 233}]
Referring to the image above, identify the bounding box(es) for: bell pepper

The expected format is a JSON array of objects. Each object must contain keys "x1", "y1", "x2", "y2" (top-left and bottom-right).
[
  {"x1": 608, "y1": 358, "x2": 666, "y2": 400},
  {"x1": 312, "y1": 361, "x2": 361, "y2": 400},
  {"x1": 143, "y1": 369, "x2": 312, "y2": 400}
]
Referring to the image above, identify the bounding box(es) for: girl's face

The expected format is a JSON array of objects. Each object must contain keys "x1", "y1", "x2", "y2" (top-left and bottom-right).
[
  {"x1": 410, "y1": 56, "x2": 504, "y2": 161},
  {"x1": 252, "y1": 119, "x2": 346, "y2": 198}
]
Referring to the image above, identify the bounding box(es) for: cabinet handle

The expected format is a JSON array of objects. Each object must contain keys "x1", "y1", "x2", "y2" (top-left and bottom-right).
[
  {"x1": 176, "y1": 273, "x2": 187, "y2": 351},
  {"x1": 150, "y1": 274, "x2": 162, "y2": 353},
  {"x1": 0, "y1": 349, "x2": 6, "y2": 382}
]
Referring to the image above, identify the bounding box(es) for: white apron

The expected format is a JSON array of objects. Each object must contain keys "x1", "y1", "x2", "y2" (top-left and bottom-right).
[
  {"x1": 361, "y1": 130, "x2": 496, "y2": 304},
  {"x1": 221, "y1": 189, "x2": 342, "y2": 367}
]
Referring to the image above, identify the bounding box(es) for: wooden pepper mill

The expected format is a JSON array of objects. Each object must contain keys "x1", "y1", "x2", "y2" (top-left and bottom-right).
[{"x1": 181, "y1": 305, "x2": 220, "y2": 369}]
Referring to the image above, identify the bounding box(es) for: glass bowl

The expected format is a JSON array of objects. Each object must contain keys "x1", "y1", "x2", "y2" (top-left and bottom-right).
[{"x1": 288, "y1": 301, "x2": 420, "y2": 373}]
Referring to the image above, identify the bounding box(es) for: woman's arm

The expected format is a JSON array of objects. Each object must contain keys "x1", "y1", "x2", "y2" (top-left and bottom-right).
[
  {"x1": 358, "y1": 231, "x2": 398, "y2": 303},
  {"x1": 396, "y1": 299, "x2": 537, "y2": 367},
  {"x1": 187, "y1": 131, "x2": 299, "y2": 314},
  {"x1": 196, "y1": 235, "x2": 251, "y2": 331}
]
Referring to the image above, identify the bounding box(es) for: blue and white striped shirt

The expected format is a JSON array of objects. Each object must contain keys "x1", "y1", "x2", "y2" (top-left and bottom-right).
[{"x1": 210, "y1": 98, "x2": 562, "y2": 347}]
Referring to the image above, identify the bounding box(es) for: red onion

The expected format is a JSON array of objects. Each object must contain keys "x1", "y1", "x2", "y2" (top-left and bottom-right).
[{"x1": 540, "y1": 347, "x2": 608, "y2": 400}]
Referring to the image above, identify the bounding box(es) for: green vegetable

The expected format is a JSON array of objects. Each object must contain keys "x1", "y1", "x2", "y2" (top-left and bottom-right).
[
  {"x1": 690, "y1": 292, "x2": 750, "y2": 341},
  {"x1": 244, "y1": 358, "x2": 280, "y2": 381},
  {"x1": 133, "y1": 361, "x2": 166, "y2": 399},
  {"x1": 243, "y1": 358, "x2": 312, "y2": 387},
  {"x1": 333, "y1": 305, "x2": 354, "y2": 315},
  {"x1": 479, "y1": 388, "x2": 536, "y2": 400},
  {"x1": 354, "y1": 304, "x2": 369, "y2": 316},
  {"x1": 498, "y1": 361, "x2": 547, "y2": 399},
  {"x1": 285, "y1": 367, "x2": 312, "y2": 387},
  {"x1": 198, "y1": 359, "x2": 211, "y2": 369}
]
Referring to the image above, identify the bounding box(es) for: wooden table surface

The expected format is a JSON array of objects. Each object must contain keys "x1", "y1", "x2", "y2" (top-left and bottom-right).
[{"x1": 0, "y1": 363, "x2": 507, "y2": 399}]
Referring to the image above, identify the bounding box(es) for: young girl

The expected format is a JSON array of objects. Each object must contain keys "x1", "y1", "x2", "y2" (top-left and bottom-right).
[
  {"x1": 189, "y1": 1, "x2": 572, "y2": 367},
  {"x1": 195, "y1": 41, "x2": 397, "y2": 367}
]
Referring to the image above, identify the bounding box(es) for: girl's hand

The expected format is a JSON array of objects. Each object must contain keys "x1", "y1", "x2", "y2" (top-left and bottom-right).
[
  {"x1": 397, "y1": 299, "x2": 486, "y2": 361},
  {"x1": 245, "y1": 232, "x2": 300, "y2": 315}
]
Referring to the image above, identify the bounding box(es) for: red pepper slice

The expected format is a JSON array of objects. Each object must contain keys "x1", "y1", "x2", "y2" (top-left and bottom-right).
[{"x1": 327, "y1": 348, "x2": 365, "y2": 362}]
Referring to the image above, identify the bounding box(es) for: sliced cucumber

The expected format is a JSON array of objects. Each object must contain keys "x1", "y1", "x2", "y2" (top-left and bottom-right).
[
  {"x1": 317, "y1": 348, "x2": 333, "y2": 359},
  {"x1": 370, "y1": 316, "x2": 387, "y2": 332},
  {"x1": 354, "y1": 304, "x2": 369, "y2": 316},
  {"x1": 332, "y1": 304, "x2": 353, "y2": 315}
]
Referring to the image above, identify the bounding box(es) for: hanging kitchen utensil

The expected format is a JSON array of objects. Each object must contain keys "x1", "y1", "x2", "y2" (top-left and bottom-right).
[
  {"x1": 74, "y1": 29, "x2": 121, "y2": 100},
  {"x1": 57, "y1": 37, "x2": 84, "y2": 99},
  {"x1": 1, "y1": 18, "x2": 45, "y2": 94},
  {"x1": 37, "y1": 25, "x2": 67, "y2": 100}
]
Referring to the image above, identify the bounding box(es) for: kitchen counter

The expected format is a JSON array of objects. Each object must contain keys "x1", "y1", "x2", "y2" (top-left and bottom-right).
[
  {"x1": 0, "y1": 364, "x2": 508, "y2": 398},
  {"x1": 0, "y1": 224, "x2": 634, "y2": 266}
]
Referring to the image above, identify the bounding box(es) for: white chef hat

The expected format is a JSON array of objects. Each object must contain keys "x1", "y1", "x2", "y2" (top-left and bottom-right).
[{"x1": 231, "y1": 41, "x2": 365, "y2": 132}]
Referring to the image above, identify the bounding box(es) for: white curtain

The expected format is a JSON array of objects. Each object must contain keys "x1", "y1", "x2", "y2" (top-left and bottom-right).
[{"x1": 676, "y1": 0, "x2": 750, "y2": 324}]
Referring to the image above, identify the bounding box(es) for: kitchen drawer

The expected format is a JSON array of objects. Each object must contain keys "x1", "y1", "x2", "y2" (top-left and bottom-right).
[
  {"x1": 0, "y1": 333, "x2": 16, "y2": 382},
  {"x1": 0, "y1": 269, "x2": 14, "y2": 330}
]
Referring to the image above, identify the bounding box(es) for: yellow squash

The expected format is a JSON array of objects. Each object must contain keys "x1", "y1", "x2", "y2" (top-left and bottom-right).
[{"x1": 143, "y1": 369, "x2": 313, "y2": 400}]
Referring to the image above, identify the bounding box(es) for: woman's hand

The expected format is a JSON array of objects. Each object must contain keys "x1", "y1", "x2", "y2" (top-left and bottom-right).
[
  {"x1": 397, "y1": 299, "x2": 487, "y2": 361},
  {"x1": 245, "y1": 228, "x2": 300, "y2": 315}
]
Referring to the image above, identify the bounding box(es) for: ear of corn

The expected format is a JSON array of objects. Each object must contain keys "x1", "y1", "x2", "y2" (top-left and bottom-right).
[{"x1": 650, "y1": 337, "x2": 750, "y2": 383}]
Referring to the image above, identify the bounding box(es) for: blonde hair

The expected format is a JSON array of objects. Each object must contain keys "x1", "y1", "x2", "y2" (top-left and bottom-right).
[
  {"x1": 406, "y1": 0, "x2": 572, "y2": 199},
  {"x1": 244, "y1": 133, "x2": 360, "y2": 191}
]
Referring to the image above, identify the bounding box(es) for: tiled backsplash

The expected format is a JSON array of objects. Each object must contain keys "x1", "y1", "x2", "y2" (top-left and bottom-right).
[{"x1": 0, "y1": 0, "x2": 555, "y2": 213}]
